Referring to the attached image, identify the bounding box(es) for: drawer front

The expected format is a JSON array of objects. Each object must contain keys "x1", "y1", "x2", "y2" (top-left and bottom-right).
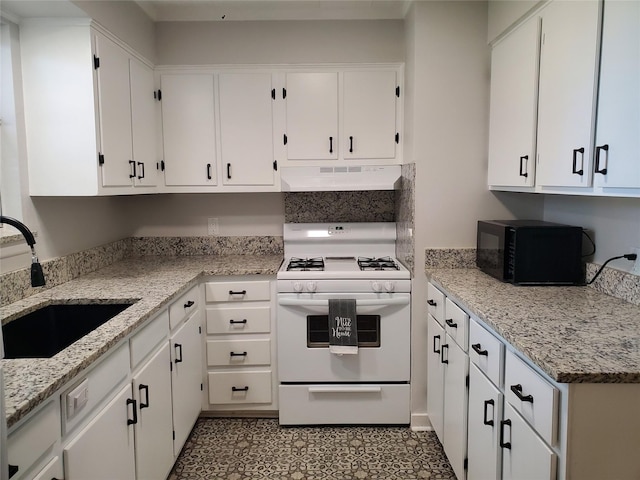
[
  {"x1": 469, "y1": 318, "x2": 504, "y2": 387},
  {"x1": 207, "y1": 339, "x2": 271, "y2": 366},
  {"x1": 504, "y1": 349, "x2": 558, "y2": 446},
  {"x1": 444, "y1": 298, "x2": 469, "y2": 352},
  {"x1": 130, "y1": 310, "x2": 169, "y2": 370},
  {"x1": 206, "y1": 306, "x2": 271, "y2": 334},
  {"x1": 427, "y1": 282, "x2": 445, "y2": 325},
  {"x1": 8, "y1": 401, "x2": 59, "y2": 479},
  {"x1": 279, "y1": 384, "x2": 411, "y2": 425},
  {"x1": 208, "y1": 370, "x2": 272, "y2": 404},
  {"x1": 169, "y1": 284, "x2": 199, "y2": 330},
  {"x1": 205, "y1": 280, "x2": 270, "y2": 303}
]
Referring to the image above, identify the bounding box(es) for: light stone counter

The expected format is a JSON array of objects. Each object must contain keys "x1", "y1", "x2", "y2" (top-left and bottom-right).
[
  {"x1": 427, "y1": 268, "x2": 640, "y2": 384},
  {"x1": 1, "y1": 254, "x2": 283, "y2": 428}
]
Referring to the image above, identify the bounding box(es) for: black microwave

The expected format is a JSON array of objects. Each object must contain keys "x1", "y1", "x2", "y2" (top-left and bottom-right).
[{"x1": 476, "y1": 220, "x2": 584, "y2": 285}]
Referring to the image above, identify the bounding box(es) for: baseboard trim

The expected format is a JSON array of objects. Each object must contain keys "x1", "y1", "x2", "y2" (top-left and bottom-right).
[
  {"x1": 410, "y1": 413, "x2": 433, "y2": 431},
  {"x1": 200, "y1": 410, "x2": 279, "y2": 419}
]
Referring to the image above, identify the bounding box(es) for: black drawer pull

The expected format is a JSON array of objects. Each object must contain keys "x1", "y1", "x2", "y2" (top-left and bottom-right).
[
  {"x1": 230, "y1": 351, "x2": 248, "y2": 357},
  {"x1": 329, "y1": 136, "x2": 333, "y2": 154},
  {"x1": 519, "y1": 155, "x2": 528, "y2": 178},
  {"x1": 232, "y1": 386, "x2": 249, "y2": 392},
  {"x1": 229, "y1": 290, "x2": 247, "y2": 296},
  {"x1": 427, "y1": 299, "x2": 437, "y2": 307},
  {"x1": 126, "y1": 398, "x2": 138, "y2": 425},
  {"x1": 137, "y1": 161, "x2": 145, "y2": 179},
  {"x1": 445, "y1": 318, "x2": 457, "y2": 328},
  {"x1": 510, "y1": 383, "x2": 534, "y2": 403},
  {"x1": 499, "y1": 419, "x2": 512, "y2": 449},
  {"x1": 174, "y1": 343, "x2": 183, "y2": 364},
  {"x1": 595, "y1": 144, "x2": 609, "y2": 175},
  {"x1": 349, "y1": 136, "x2": 353, "y2": 153},
  {"x1": 572, "y1": 147, "x2": 585, "y2": 175},
  {"x1": 184, "y1": 300, "x2": 195, "y2": 308},
  {"x1": 8, "y1": 465, "x2": 19, "y2": 479},
  {"x1": 139, "y1": 384, "x2": 150, "y2": 409},
  {"x1": 129, "y1": 160, "x2": 136, "y2": 179},
  {"x1": 483, "y1": 399, "x2": 495, "y2": 426},
  {"x1": 207, "y1": 163, "x2": 212, "y2": 180},
  {"x1": 230, "y1": 319, "x2": 248, "y2": 324},
  {"x1": 472, "y1": 343, "x2": 488, "y2": 356},
  {"x1": 227, "y1": 162, "x2": 232, "y2": 179},
  {"x1": 432, "y1": 334, "x2": 441, "y2": 354},
  {"x1": 440, "y1": 344, "x2": 449, "y2": 364}
]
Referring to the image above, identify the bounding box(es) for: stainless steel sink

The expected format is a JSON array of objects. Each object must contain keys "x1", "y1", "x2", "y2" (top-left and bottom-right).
[{"x1": 2, "y1": 303, "x2": 134, "y2": 359}]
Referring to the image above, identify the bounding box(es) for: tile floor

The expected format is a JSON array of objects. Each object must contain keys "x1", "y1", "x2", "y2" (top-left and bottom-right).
[{"x1": 169, "y1": 418, "x2": 456, "y2": 479}]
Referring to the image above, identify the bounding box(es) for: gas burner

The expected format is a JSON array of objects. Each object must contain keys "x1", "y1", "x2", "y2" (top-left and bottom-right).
[
  {"x1": 287, "y1": 257, "x2": 325, "y2": 271},
  {"x1": 357, "y1": 256, "x2": 400, "y2": 271}
]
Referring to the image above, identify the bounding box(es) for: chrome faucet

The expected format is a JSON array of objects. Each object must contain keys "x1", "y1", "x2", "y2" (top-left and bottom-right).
[{"x1": 0, "y1": 216, "x2": 45, "y2": 287}]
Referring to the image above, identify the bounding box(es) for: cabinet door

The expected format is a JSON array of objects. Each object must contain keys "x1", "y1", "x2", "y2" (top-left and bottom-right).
[
  {"x1": 594, "y1": 0, "x2": 640, "y2": 188},
  {"x1": 218, "y1": 73, "x2": 275, "y2": 186},
  {"x1": 467, "y1": 364, "x2": 502, "y2": 480},
  {"x1": 64, "y1": 384, "x2": 136, "y2": 480},
  {"x1": 426, "y1": 314, "x2": 445, "y2": 443},
  {"x1": 487, "y1": 16, "x2": 539, "y2": 187},
  {"x1": 536, "y1": 0, "x2": 600, "y2": 187},
  {"x1": 94, "y1": 33, "x2": 134, "y2": 188},
  {"x1": 442, "y1": 335, "x2": 469, "y2": 480},
  {"x1": 285, "y1": 72, "x2": 338, "y2": 160},
  {"x1": 343, "y1": 71, "x2": 397, "y2": 160},
  {"x1": 161, "y1": 74, "x2": 217, "y2": 186},
  {"x1": 133, "y1": 343, "x2": 174, "y2": 480},
  {"x1": 130, "y1": 58, "x2": 158, "y2": 188},
  {"x1": 171, "y1": 313, "x2": 202, "y2": 456},
  {"x1": 501, "y1": 403, "x2": 557, "y2": 480}
]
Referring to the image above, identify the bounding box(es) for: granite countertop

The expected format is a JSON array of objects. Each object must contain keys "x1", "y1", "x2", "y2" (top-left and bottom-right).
[
  {"x1": 2, "y1": 254, "x2": 283, "y2": 428},
  {"x1": 426, "y1": 268, "x2": 640, "y2": 384}
]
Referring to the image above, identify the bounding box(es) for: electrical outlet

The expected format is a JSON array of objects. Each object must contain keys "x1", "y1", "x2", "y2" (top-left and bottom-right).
[
  {"x1": 630, "y1": 247, "x2": 640, "y2": 275},
  {"x1": 207, "y1": 217, "x2": 219, "y2": 236}
]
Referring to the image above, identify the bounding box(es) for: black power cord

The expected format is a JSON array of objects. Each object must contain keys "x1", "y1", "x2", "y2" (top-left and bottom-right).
[{"x1": 587, "y1": 253, "x2": 638, "y2": 285}]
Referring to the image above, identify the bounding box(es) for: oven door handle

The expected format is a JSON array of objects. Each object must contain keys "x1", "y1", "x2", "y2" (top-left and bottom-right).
[
  {"x1": 308, "y1": 386, "x2": 382, "y2": 394},
  {"x1": 277, "y1": 297, "x2": 410, "y2": 307}
]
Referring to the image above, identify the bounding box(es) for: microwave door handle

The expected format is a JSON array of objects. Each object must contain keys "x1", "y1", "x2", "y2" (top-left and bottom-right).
[{"x1": 277, "y1": 297, "x2": 410, "y2": 307}]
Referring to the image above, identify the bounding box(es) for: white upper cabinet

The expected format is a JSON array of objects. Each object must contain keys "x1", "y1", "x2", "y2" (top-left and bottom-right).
[
  {"x1": 285, "y1": 72, "x2": 339, "y2": 161},
  {"x1": 487, "y1": 16, "x2": 540, "y2": 188},
  {"x1": 218, "y1": 73, "x2": 276, "y2": 186},
  {"x1": 160, "y1": 74, "x2": 217, "y2": 187},
  {"x1": 343, "y1": 70, "x2": 398, "y2": 160},
  {"x1": 593, "y1": 0, "x2": 640, "y2": 190},
  {"x1": 535, "y1": 0, "x2": 601, "y2": 188}
]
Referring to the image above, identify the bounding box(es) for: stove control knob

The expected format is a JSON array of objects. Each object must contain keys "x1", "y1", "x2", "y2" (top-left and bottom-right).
[
  {"x1": 306, "y1": 281, "x2": 317, "y2": 293},
  {"x1": 371, "y1": 281, "x2": 383, "y2": 293},
  {"x1": 293, "y1": 281, "x2": 304, "y2": 293},
  {"x1": 384, "y1": 281, "x2": 395, "y2": 293}
]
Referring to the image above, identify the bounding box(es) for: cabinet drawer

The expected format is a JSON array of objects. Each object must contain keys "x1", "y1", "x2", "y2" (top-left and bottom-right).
[
  {"x1": 427, "y1": 282, "x2": 445, "y2": 325},
  {"x1": 205, "y1": 280, "x2": 270, "y2": 303},
  {"x1": 504, "y1": 349, "x2": 558, "y2": 446},
  {"x1": 207, "y1": 339, "x2": 271, "y2": 366},
  {"x1": 208, "y1": 370, "x2": 272, "y2": 404},
  {"x1": 469, "y1": 318, "x2": 504, "y2": 387},
  {"x1": 206, "y1": 306, "x2": 271, "y2": 334},
  {"x1": 130, "y1": 310, "x2": 169, "y2": 370},
  {"x1": 169, "y1": 284, "x2": 199, "y2": 330},
  {"x1": 8, "y1": 401, "x2": 59, "y2": 479},
  {"x1": 444, "y1": 298, "x2": 469, "y2": 351}
]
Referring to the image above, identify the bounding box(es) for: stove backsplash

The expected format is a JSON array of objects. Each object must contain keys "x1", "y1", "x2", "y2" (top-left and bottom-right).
[{"x1": 283, "y1": 191, "x2": 395, "y2": 223}]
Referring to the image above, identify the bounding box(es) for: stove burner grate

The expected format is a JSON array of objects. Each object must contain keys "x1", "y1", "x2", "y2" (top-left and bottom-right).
[
  {"x1": 357, "y1": 256, "x2": 400, "y2": 271},
  {"x1": 287, "y1": 257, "x2": 325, "y2": 271}
]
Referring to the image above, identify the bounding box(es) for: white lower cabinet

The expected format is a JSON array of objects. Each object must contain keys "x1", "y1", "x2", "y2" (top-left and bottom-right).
[{"x1": 426, "y1": 314, "x2": 445, "y2": 440}]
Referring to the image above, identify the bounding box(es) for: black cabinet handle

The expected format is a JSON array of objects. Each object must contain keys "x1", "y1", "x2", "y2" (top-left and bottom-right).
[
  {"x1": 230, "y1": 351, "x2": 248, "y2": 357},
  {"x1": 227, "y1": 163, "x2": 232, "y2": 179},
  {"x1": 432, "y1": 334, "x2": 441, "y2": 354},
  {"x1": 232, "y1": 386, "x2": 249, "y2": 392},
  {"x1": 349, "y1": 136, "x2": 353, "y2": 153},
  {"x1": 139, "y1": 384, "x2": 150, "y2": 409},
  {"x1": 499, "y1": 419, "x2": 512, "y2": 449},
  {"x1": 510, "y1": 383, "x2": 534, "y2": 403},
  {"x1": 229, "y1": 290, "x2": 247, "y2": 296},
  {"x1": 472, "y1": 343, "x2": 488, "y2": 356},
  {"x1": 230, "y1": 319, "x2": 248, "y2": 324},
  {"x1": 440, "y1": 344, "x2": 449, "y2": 364},
  {"x1": 595, "y1": 144, "x2": 609, "y2": 175},
  {"x1": 129, "y1": 160, "x2": 136, "y2": 179},
  {"x1": 174, "y1": 343, "x2": 183, "y2": 364},
  {"x1": 8, "y1": 465, "x2": 19, "y2": 479},
  {"x1": 572, "y1": 147, "x2": 585, "y2": 176},
  {"x1": 427, "y1": 299, "x2": 437, "y2": 307},
  {"x1": 445, "y1": 318, "x2": 457, "y2": 328},
  {"x1": 519, "y1": 155, "x2": 528, "y2": 178},
  {"x1": 483, "y1": 399, "x2": 495, "y2": 426},
  {"x1": 126, "y1": 398, "x2": 138, "y2": 425},
  {"x1": 206, "y1": 163, "x2": 212, "y2": 180},
  {"x1": 137, "y1": 162, "x2": 144, "y2": 179},
  {"x1": 329, "y1": 136, "x2": 333, "y2": 154},
  {"x1": 184, "y1": 300, "x2": 195, "y2": 308}
]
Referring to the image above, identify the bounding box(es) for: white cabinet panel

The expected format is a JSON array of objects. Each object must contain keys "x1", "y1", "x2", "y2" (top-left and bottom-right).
[
  {"x1": 206, "y1": 306, "x2": 271, "y2": 334},
  {"x1": 426, "y1": 314, "x2": 445, "y2": 443},
  {"x1": 444, "y1": 297, "x2": 469, "y2": 352},
  {"x1": 206, "y1": 339, "x2": 271, "y2": 367},
  {"x1": 208, "y1": 370, "x2": 272, "y2": 405},
  {"x1": 129, "y1": 58, "x2": 158, "y2": 188},
  {"x1": 161, "y1": 74, "x2": 217, "y2": 186},
  {"x1": 205, "y1": 280, "x2": 271, "y2": 302},
  {"x1": 426, "y1": 282, "x2": 445, "y2": 325},
  {"x1": 469, "y1": 317, "x2": 504, "y2": 387}
]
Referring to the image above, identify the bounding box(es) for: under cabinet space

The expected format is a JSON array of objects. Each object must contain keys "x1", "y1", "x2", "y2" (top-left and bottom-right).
[{"x1": 208, "y1": 370, "x2": 272, "y2": 405}]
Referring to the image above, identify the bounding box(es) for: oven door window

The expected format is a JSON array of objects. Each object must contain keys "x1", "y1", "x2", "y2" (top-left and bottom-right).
[{"x1": 307, "y1": 315, "x2": 381, "y2": 348}]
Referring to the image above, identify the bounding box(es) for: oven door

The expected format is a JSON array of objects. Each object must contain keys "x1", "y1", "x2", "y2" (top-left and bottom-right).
[{"x1": 277, "y1": 293, "x2": 410, "y2": 383}]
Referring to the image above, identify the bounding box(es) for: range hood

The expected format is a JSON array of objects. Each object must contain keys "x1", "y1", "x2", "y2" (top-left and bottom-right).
[{"x1": 280, "y1": 165, "x2": 401, "y2": 192}]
